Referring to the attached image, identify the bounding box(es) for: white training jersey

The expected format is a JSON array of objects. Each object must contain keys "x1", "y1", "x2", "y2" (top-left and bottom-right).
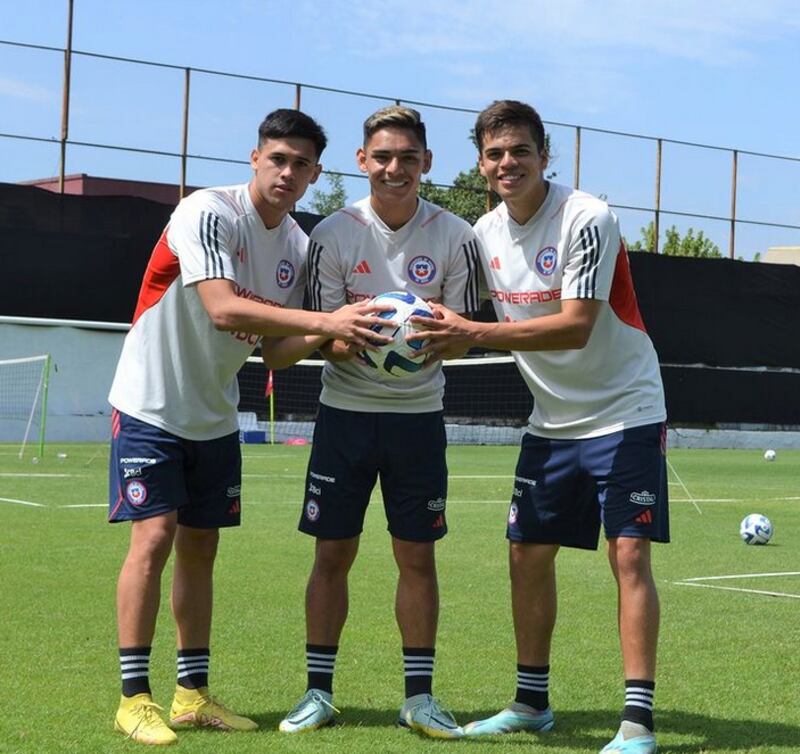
[
  {"x1": 474, "y1": 182, "x2": 666, "y2": 439},
  {"x1": 108, "y1": 183, "x2": 308, "y2": 440},
  {"x1": 307, "y1": 196, "x2": 481, "y2": 412}
]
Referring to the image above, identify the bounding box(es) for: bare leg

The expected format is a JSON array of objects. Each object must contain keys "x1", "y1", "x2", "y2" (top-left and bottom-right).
[
  {"x1": 117, "y1": 513, "x2": 177, "y2": 646},
  {"x1": 392, "y1": 539, "x2": 438, "y2": 647},
  {"x1": 171, "y1": 525, "x2": 219, "y2": 650},
  {"x1": 509, "y1": 542, "x2": 559, "y2": 666},
  {"x1": 607, "y1": 537, "x2": 659, "y2": 680},
  {"x1": 306, "y1": 537, "x2": 360, "y2": 645}
]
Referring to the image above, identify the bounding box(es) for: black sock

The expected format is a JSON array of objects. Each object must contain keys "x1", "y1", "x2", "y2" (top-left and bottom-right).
[
  {"x1": 514, "y1": 664, "x2": 549, "y2": 711},
  {"x1": 403, "y1": 647, "x2": 435, "y2": 698},
  {"x1": 622, "y1": 679, "x2": 655, "y2": 731},
  {"x1": 177, "y1": 648, "x2": 209, "y2": 689},
  {"x1": 306, "y1": 644, "x2": 337, "y2": 694},
  {"x1": 120, "y1": 646, "x2": 151, "y2": 697}
]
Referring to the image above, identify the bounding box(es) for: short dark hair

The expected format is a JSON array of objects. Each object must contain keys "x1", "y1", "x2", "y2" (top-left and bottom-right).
[
  {"x1": 474, "y1": 100, "x2": 546, "y2": 155},
  {"x1": 363, "y1": 105, "x2": 427, "y2": 149},
  {"x1": 257, "y1": 109, "x2": 327, "y2": 158}
]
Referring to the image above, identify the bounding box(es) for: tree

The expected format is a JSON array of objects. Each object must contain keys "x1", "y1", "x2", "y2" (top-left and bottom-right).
[
  {"x1": 419, "y1": 166, "x2": 497, "y2": 226},
  {"x1": 306, "y1": 171, "x2": 347, "y2": 216},
  {"x1": 628, "y1": 221, "x2": 722, "y2": 258}
]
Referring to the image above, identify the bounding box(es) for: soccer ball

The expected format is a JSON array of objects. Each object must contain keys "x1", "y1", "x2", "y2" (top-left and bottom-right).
[
  {"x1": 764, "y1": 449, "x2": 776, "y2": 461},
  {"x1": 739, "y1": 514, "x2": 773, "y2": 545},
  {"x1": 359, "y1": 291, "x2": 434, "y2": 378}
]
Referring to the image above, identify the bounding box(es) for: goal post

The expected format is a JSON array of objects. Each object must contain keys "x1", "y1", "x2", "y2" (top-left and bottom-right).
[{"x1": 0, "y1": 354, "x2": 52, "y2": 459}]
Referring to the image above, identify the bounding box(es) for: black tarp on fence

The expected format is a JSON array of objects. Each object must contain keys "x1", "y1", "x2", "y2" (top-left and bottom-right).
[{"x1": 2, "y1": 181, "x2": 799, "y2": 424}]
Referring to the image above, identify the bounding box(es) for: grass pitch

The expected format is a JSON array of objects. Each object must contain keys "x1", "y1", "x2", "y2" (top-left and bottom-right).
[{"x1": 1, "y1": 443, "x2": 798, "y2": 753}]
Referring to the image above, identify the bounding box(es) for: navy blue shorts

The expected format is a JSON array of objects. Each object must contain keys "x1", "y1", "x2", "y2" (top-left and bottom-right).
[
  {"x1": 108, "y1": 409, "x2": 242, "y2": 528},
  {"x1": 507, "y1": 422, "x2": 669, "y2": 549},
  {"x1": 299, "y1": 405, "x2": 448, "y2": 542}
]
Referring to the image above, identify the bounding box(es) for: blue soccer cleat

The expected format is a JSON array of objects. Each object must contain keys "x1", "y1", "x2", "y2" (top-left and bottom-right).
[
  {"x1": 600, "y1": 729, "x2": 657, "y2": 753},
  {"x1": 279, "y1": 689, "x2": 339, "y2": 733},
  {"x1": 462, "y1": 703, "x2": 554, "y2": 736},
  {"x1": 398, "y1": 694, "x2": 463, "y2": 739}
]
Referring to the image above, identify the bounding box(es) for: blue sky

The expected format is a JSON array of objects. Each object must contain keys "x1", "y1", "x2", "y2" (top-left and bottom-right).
[{"x1": 1, "y1": 0, "x2": 798, "y2": 258}]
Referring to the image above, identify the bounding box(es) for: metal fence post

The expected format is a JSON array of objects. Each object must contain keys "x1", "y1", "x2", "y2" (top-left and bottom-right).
[
  {"x1": 654, "y1": 138, "x2": 662, "y2": 253},
  {"x1": 573, "y1": 126, "x2": 581, "y2": 189},
  {"x1": 180, "y1": 68, "x2": 191, "y2": 200},
  {"x1": 730, "y1": 149, "x2": 738, "y2": 259},
  {"x1": 58, "y1": 0, "x2": 75, "y2": 194}
]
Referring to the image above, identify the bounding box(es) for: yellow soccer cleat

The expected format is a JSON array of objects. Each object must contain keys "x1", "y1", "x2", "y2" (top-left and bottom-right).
[
  {"x1": 169, "y1": 686, "x2": 258, "y2": 731},
  {"x1": 114, "y1": 693, "x2": 178, "y2": 745}
]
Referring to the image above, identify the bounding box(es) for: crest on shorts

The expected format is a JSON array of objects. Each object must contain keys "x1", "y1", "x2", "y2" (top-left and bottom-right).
[
  {"x1": 535, "y1": 246, "x2": 558, "y2": 276},
  {"x1": 276, "y1": 259, "x2": 295, "y2": 288},
  {"x1": 508, "y1": 502, "x2": 519, "y2": 525},
  {"x1": 305, "y1": 499, "x2": 320, "y2": 521},
  {"x1": 125, "y1": 480, "x2": 148, "y2": 507},
  {"x1": 408, "y1": 255, "x2": 436, "y2": 285}
]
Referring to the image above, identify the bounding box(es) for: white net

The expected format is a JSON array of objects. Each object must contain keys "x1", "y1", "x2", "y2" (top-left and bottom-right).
[
  {"x1": 0, "y1": 354, "x2": 50, "y2": 458},
  {"x1": 237, "y1": 354, "x2": 531, "y2": 445}
]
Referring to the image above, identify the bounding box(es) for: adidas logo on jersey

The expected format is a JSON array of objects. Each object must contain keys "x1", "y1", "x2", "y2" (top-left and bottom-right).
[
  {"x1": 634, "y1": 509, "x2": 653, "y2": 524},
  {"x1": 353, "y1": 260, "x2": 372, "y2": 274},
  {"x1": 490, "y1": 256, "x2": 501, "y2": 270},
  {"x1": 432, "y1": 514, "x2": 445, "y2": 529},
  {"x1": 228, "y1": 500, "x2": 241, "y2": 515}
]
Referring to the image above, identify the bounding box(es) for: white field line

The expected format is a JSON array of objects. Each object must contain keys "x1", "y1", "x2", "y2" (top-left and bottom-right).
[
  {"x1": 679, "y1": 571, "x2": 800, "y2": 582},
  {"x1": 0, "y1": 473, "x2": 84, "y2": 478},
  {"x1": 674, "y1": 582, "x2": 800, "y2": 600},
  {"x1": 0, "y1": 496, "x2": 46, "y2": 507},
  {"x1": 673, "y1": 571, "x2": 800, "y2": 600}
]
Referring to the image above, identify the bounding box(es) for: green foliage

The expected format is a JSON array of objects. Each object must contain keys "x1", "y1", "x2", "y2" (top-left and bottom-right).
[
  {"x1": 419, "y1": 166, "x2": 497, "y2": 226},
  {"x1": 307, "y1": 171, "x2": 347, "y2": 216},
  {"x1": 2, "y1": 442, "x2": 800, "y2": 753},
  {"x1": 629, "y1": 221, "x2": 723, "y2": 258}
]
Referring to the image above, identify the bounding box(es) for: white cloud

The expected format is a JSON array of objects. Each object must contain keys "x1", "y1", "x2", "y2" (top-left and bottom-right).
[{"x1": 0, "y1": 77, "x2": 54, "y2": 103}]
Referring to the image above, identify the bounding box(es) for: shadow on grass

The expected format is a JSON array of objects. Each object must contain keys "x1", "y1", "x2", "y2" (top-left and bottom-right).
[{"x1": 246, "y1": 707, "x2": 800, "y2": 751}]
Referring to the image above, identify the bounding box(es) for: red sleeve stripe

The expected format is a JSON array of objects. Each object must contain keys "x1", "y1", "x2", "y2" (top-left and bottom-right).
[
  {"x1": 608, "y1": 241, "x2": 646, "y2": 332},
  {"x1": 132, "y1": 228, "x2": 181, "y2": 324}
]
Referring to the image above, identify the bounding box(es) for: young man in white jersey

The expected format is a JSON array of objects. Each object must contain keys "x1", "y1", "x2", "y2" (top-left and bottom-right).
[
  {"x1": 411, "y1": 100, "x2": 668, "y2": 754},
  {"x1": 108, "y1": 109, "x2": 392, "y2": 745},
  {"x1": 279, "y1": 106, "x2": 480, "y2": 739}
]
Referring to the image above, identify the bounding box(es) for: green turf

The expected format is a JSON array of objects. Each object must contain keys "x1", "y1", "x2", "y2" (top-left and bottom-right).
[{"x1": 1, "y1": 443, "x2": 798, "y2": 753}]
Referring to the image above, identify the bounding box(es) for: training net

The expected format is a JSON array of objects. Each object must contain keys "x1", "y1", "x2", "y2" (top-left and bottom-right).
[
  {"x1": 0, "y1": 354, "x2": 51, "y2": 459},
  {"x1": 237, "y1": 353, "x2": 530, "y2": 445}
]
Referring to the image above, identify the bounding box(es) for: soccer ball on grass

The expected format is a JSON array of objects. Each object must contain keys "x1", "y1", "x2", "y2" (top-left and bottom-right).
[
  {"x1": 359, "y1": 291, "x2": 434, "y2": 378},
  {"x1": 739, "y1": 514, "x2": 773, "y2": 545},
  {"x1": 764, "y1": 449, "x2": 776, "y2": 461}
]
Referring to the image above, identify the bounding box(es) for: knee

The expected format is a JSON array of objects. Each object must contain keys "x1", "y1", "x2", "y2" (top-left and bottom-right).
[
  {"x1": 610, "y1": 539, "x2": 652, "y2": 584},
  {"x1": 313, "y1": 540, "x2": 358, "y2": 578},
  {"x1": 394, "y1": 541, "x2": 436, "y2": 581},
  {"x1": 175, "y1": 528, "x2": 219, "y2": 566},
  {"x1": 509, "y1": 543, "x2": 556, "y2": 583}
]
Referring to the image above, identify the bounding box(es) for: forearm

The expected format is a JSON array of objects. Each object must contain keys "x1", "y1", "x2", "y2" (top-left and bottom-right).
[
  {"x1": 261, "y1": 335, "x2": 329, "y2": 370},
  {"x1": 205, "y1": 297, "x2": 333, "y2": 338},
  {"x1": 467, "y1": 313, "x2": 593, "y2": 352}
]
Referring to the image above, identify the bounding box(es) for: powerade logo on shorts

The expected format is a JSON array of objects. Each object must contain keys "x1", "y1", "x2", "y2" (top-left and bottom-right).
[
  {"x1": 535, "y1": 246, "x2": 558, "y2": 276},
  {"x1": 305, "y1": 500, "x2": 320, "y2": 521},
  {"x1": 125, "y1": 480, "x2": 148, "y2": 507},
  {"x1": 276, "y1": 260, "x2": 295, "y2": 288},
  {"x1": 408, "y1": 255, "x2": 436, "y2": 284}
]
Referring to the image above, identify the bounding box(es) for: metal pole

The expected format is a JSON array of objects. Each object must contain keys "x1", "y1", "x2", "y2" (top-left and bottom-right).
[
  {"x1": 294, "y1": 83, "x2": 301, "y2": 110},
  {"x1": 573, "y1": 126, "x2": 581, "y2": 189},
  {"x1": 180, "y1": 68, "x2": 190, "y2": 200},
  {"x1": 654, "y1": 138, "x2": 662, "y2": 253},
  {"x1": 58, "y1": 0, "x2": 75, "y2": 193},
  {"x1": 729, "y1": 150, "x2": 738, "y2": 259}
]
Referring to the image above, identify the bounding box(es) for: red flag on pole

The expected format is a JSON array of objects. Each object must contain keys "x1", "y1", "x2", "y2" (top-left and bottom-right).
[{"x1": 265, "y1": 369, "x2": 274, "y2": 398}]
